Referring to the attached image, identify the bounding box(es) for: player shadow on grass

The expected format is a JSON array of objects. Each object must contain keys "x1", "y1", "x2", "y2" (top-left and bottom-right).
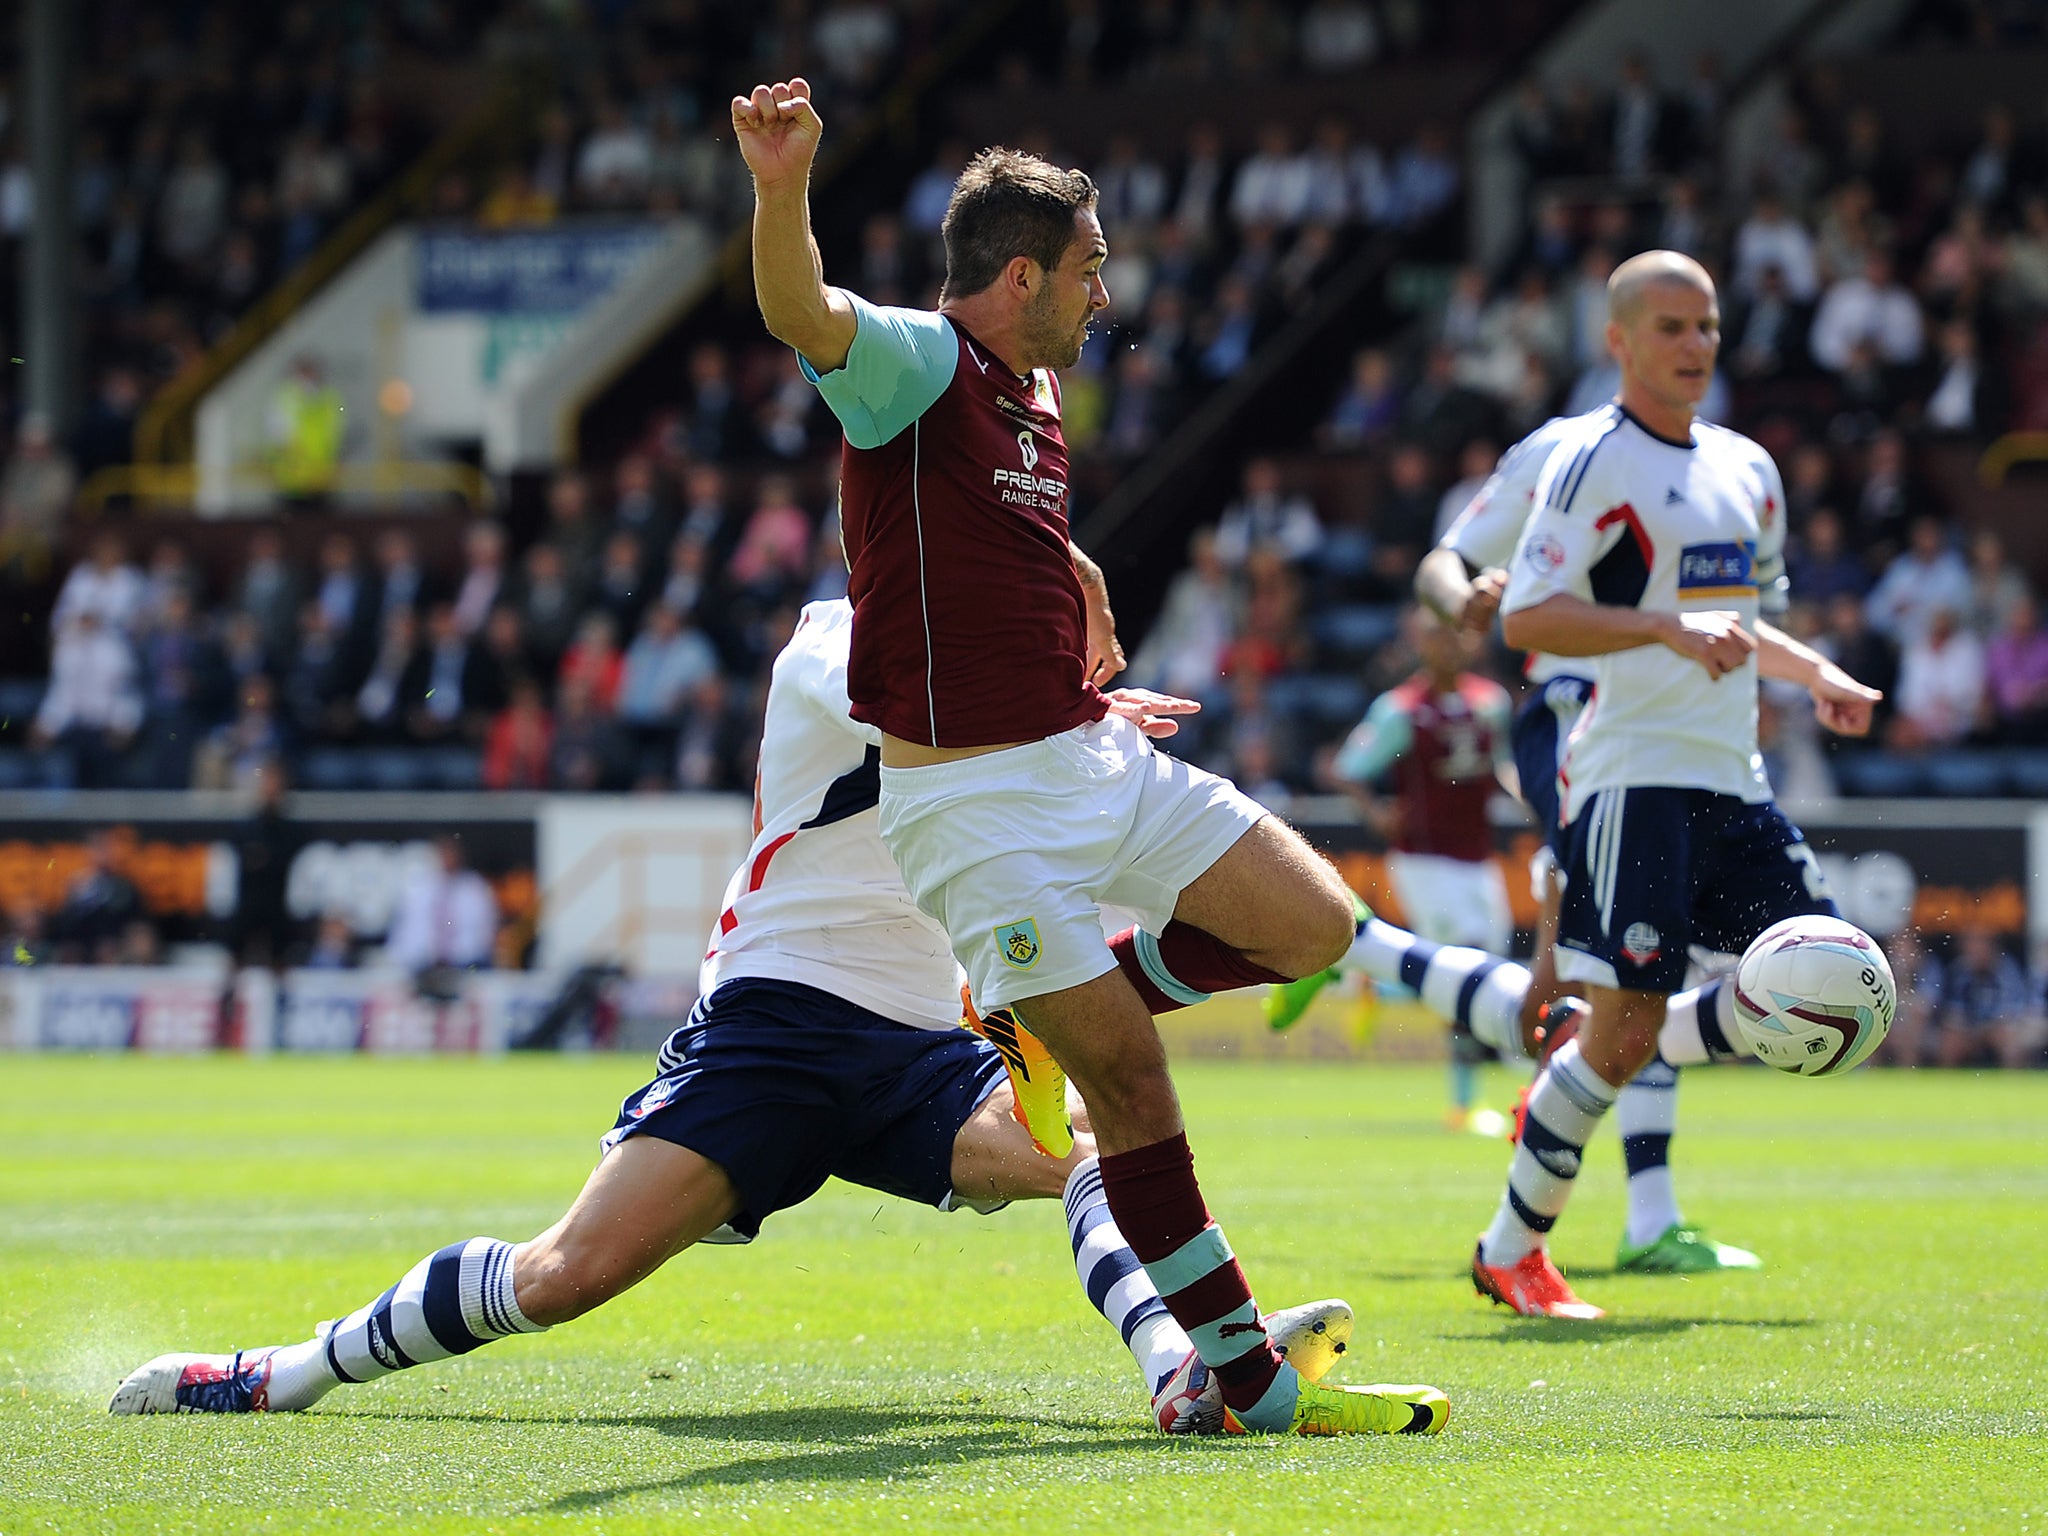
[
  {"x1": 336, "y1": 1401, "x2": 1141, "y2": 1444},
  {"x1": 1454, "y1": 1316, "x2": 1818, "y2": 1344}
]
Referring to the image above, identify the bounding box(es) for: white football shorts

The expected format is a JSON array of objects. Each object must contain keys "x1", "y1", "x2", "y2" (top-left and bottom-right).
[
  {"x1": 877, "y1": 711, "x2": 1269, "y2": 1010},
  {"x1": 1386, "y1": 850, "x2": 1512, "y2": 954}
]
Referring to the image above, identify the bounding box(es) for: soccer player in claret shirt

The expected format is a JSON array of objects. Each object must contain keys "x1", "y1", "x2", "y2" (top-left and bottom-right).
[
  {"x1": 108, "y1": 600, "x2": 1354, "y2": 1432},
  {"x1": 1470, "y1": 251, "x2": 1882, "y2": 1319},
  {"x1": 1330, "y1": 607, "x2": 1519, "y2": 1127},
  {"x1": 734, "y1": 78, "x2": 1444, "y2": 1435}
]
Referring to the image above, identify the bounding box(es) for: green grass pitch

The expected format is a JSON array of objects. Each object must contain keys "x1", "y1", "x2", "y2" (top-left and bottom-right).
[{"x1": 4, "y1": 1052, "x2": 2045, "y2": 1535}]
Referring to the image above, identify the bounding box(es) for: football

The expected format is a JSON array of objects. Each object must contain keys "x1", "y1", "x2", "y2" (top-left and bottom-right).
[{"x1": 1730, "y1": 916, "x2": 1896, "y2": 1077}]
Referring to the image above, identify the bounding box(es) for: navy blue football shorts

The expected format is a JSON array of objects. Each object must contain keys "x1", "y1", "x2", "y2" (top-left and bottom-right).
[
  {"x1": 1554, "y1": 786, "x2": 1838, "y2": 993},
  {"x1": 1510, "y1": 673, "x2": 1592, "y2": 856},
  {"x1": 603, "y1": 977, "x2": 1006, "y2": 1239}
]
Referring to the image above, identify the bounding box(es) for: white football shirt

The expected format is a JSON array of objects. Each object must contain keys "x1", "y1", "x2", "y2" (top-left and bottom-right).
[
  {"x1": 1502, "y1": 404, "x2": 1789, "y2": 820},
  {"x1": 700, "y1": 599, "x2": 962, "y2": 1029},
  {"x1": 1438, "y1": 413, "x2": 1599, "y2": 685}
]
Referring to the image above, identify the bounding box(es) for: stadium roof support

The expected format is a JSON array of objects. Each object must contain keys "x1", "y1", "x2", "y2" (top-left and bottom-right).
[{"x1": 21, "y1": 0, "x2": 75, "y2": 431}]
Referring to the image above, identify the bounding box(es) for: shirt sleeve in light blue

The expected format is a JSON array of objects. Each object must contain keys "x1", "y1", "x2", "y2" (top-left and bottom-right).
[
  {"x1": 1333, "y1": 691, "x2": 1413, "y2": 783},
  {"x1": 797, "y1": 291, "x2": 959, "y2": 449}
]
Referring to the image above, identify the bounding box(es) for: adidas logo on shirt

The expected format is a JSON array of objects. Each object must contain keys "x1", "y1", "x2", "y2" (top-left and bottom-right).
[{"x1": 1665, "y1": 486, "x2": 1686, "y2": 506}]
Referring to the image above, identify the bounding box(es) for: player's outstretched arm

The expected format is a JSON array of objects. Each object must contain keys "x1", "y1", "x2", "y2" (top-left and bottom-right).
[
  {"x1": 1502, "y1": 593, "x2": 1755, "y2": 678},
  {"x1": 733, "y1": 77, "x2": 856, "y2": 372},
  {"x1": 1754, "y1": 617, "x2": 1883, "y2": 736}
]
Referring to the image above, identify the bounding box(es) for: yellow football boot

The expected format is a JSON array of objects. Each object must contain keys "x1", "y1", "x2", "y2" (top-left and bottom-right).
[{"x1": 961, "y1": 987, "x2": 1073, "y2": 1158}]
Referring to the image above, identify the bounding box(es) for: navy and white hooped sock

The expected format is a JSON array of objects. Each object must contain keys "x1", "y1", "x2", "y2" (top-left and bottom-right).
[
  {"x1": 261, "y1": 1237, "x2": 548, "y2": 1410},
  {"x1": 1347, "y1": 917, "x2": 1531, "y2": 1062},
  {"x1": 1657, "y1": 978, "x2": 1747, "y2": 1067},
  {"x1": 1617, "y1": 1056, "x2": 1683, "y2": 1247},
  {"x1": 1481, "y1": 1038, "x2": 1618, "y2": 1266},
  {"x1": 1062, "y1": 1158, "x2": 1196, "y2": 1393}
]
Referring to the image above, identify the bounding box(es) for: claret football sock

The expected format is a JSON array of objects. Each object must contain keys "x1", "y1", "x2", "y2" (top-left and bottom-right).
[
  {"x1": 1096, "y1": 1133, "x2": 1300, "y2": 1432},
  {"x1": 1061, "y1": 1157, "x2": 1196, "y2": 1391},
  {"x1": 1109, "y1": 923, "x2": 1290, "y2": 1015},
  {"x1": 1480, "y1": 1039, "x2": 1617, "y2": 1267},
  {"x1": 261, "y1": 1237, "x2": 548, "y2": 1410}
]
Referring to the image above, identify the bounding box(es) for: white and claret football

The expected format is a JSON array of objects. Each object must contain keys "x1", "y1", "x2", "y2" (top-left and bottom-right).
[{"x1": 1731, "y1": 915, "x2": 1896, "y2": 1077}]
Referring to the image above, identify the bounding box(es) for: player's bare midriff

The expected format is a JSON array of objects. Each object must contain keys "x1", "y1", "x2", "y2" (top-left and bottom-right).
[{"x1": 881, "y1": 734, "x2": 1032, "y2": 768}]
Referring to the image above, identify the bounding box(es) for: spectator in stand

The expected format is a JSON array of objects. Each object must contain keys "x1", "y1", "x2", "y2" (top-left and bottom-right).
[
  {"x1": 1935, "y1": 930, "x2": 2041, "y2": 1070},
  {"x1": 1965, "y1": 528, "x2": 2031, "y2": 640},
  {"x1": 575, "y1": 100, "x2": 652, "y2": 206},
  {"x1": 265, "y1": 355, "x2": 346, "y2": 503},
  {"x1": 1436, "y1": 438, "x2": 1499, "y2": 542},
  {"x1": 1811, "y1": 249, "x2": 1924, "y2": 373},
  {"x1": 1878, "y1": 930, "x2": 1941, "y2": 1067},
  {"x1": 551, "y1": 676, "x2": 625, "y2": 792},
  {"x1": 236, "y1": 529, "x2": 300, "y2": 661},
  {"x1": 1231, "y1": 126, "x2": 1311, "y2": 228},
  {"x1": 0, "y1": 415, "x2": 75, "y2": 578},
  {"x1": 1732, "y1": 190, "x2": 1820, "y2": 302},
  {"x1": 1820, "y1": 592, "x2": 1898, "y2": 733},
  {"x1": 1196, "y1": 276, "x2": 1262, "y2": 380},
  {"x1": 1787, "y1": 508, "x2": 1868, "y2": 605},
  {"x1": 2002, "y1": 195, "x2": 2048, "y2": 314},
  {"x1": 449, "y1": 523, "x2": 507, "y2": 639},
  {"x1": 677, "y1": 463, "x2": 731, "y2": 550},
  {"x1": 1171, "y1": 123, "x2": 1229, "y2": 241},
  {"x1": 1214, "y1": 457, "x2": 1322, "y2": 568},
  {"x1": 139, "y1": 541, "x2": 200, "y2": 631},
  {"x1": 1376, "y1": 442, "x2": 1441, "y2": 576},
  {"x1": 1299, "y1": 1, "x2": 1380, "y2": 71},
  {"x1": 727, "y1": 477, "x2": 812, "y2": 598},
  {"x1": 476, "y1": 165, "x2": 557, "y2": 229},
  {"x1": 1986, "y1": 593, "x2": 2048, "y2": 742},
  {"x1": 197, "y1": 673, "x2": 287, "y2": 792},
  {"x1": 1127, "y1": 528, "x2": 1237, "y2": 708},
  {"x1": 384, "y1": 836, "x2": 497, "y2": 974},
  {"x1": 52, "y1": 830, "x2": 145, "y2": 965},
  {"x1": 1923, "y1": 319, "x2": 1996, "y2": 435},
  {"x1": 682, "y1": 343, "x2": 742, "y2": 460},
  {"x1": 34, "y1": 611, "x2": 143, "y2": 787},
  {"x1": 285, "y1": 602, "x2": 353, "y2": 744},
  {"x1": 659, "y1": 535, "x2": 713, "y2": 624},
  {"x1": 1095, "y1": 135, "x2": 1169, "y2": 230},
  {"x1": 558, "y1": 613, "x2": 625, "y2": 715},
  {"x1": 1608, "y1": 51, "x2": 1664, "y2": 180},
  {"x1": 591, "y1": 531, "x2": 650, "y2": 638},
  {"x1": 372, "y1": 528, "x2": 429, "y2": 629},
  {"x1": 1726, "y1": 263, "x2": 1811, "y2": 379},
  {"x1": 1868, "y1": 515, "x2": 1973, "y2": 646},
  {"x1": 902, "y1": 140, "x2": 966, "y2": 238},
  {"x1": 353, "y1": 609, "x2": 423, "y2": 742},
  {"x1": 812, "y1": 2, "x2": 899, "y2": 94},
  {"x1": 1386, "y1": 125, "x2": 1459, "y2": 229},
  {"x1": 1403, "y1": 344, "x2": 1501, "y2": 457},
  {"x1": 408, "y1": 602, "x2": 489, "y2": 743},
  {"x1": 1849, "y1": 430, "x2": 1919, "y2": 562},
  {"x1": 1321, "y1": 347, "x2": 1403, "y2": 450},
  {"x1": 1888, "y1": 605, "x2": 1986, "y2": 750},
  {"x1": 617, "y1": 603, "x2": 719, "y2": 730},
  {"x1": 53, "y1": 532, "x2": 145, "y2": 638},
  {"x1": 137, "y1": 588, "x2": 224, "y2": 787},
  {"x1": 542, "y1": 472, "x2": 603, "y2": 591},
  {"x1": 314, "y1": 534, "x2": 375, "y2": 667},
  {"x1": 673, "y1": 675, "x2": 740, "y2": 792},
  {"x1": 516, "y1": 543, "x2": 585, "y2": 677},
  {"x1": 611, "y1": 454, "x2": 674, "y2": 562},
  {"x1": 483, "y1": 677, "x2": 555, "y2": 792}
]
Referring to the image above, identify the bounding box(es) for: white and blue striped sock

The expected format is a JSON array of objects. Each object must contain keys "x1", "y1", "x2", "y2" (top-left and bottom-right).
[
  {"x1": 1062, "y1": 1158, "x2": 1195, "y2": 1394},
  {"x1": 1658, "y1": 978, "x2": 1746, "y2": 1066},
  {"x1": 262, "y1": 1237, "x2": 548, "y2": 1410},
  {"x1": 1349, "y1": 917, "x2": 1531, "y2": 1061},
  {"x1": 1481, "y1": 1039, "x2": 1617, "y2": 1266},
  {"x1": 1618, "y1": 1056, "x2": 1683, "y2": 1248}
]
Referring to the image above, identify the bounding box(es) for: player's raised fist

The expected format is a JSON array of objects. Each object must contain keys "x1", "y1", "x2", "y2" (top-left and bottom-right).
[{"x1": 731, "y1": 77, "x2": 822, "y2": 186}]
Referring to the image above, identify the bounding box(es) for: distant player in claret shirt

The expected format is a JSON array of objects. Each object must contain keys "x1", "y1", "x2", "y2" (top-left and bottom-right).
[
  {"x1": 1331, "y1": 608, "x2": 1517, "y2": 1127},
  {"x1": 1470, "y1": 251, "x2": 1882, "y2": 1320},
  {"x1": 734, "y1": 77, "x2": 1444, "y2": 1435}
]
